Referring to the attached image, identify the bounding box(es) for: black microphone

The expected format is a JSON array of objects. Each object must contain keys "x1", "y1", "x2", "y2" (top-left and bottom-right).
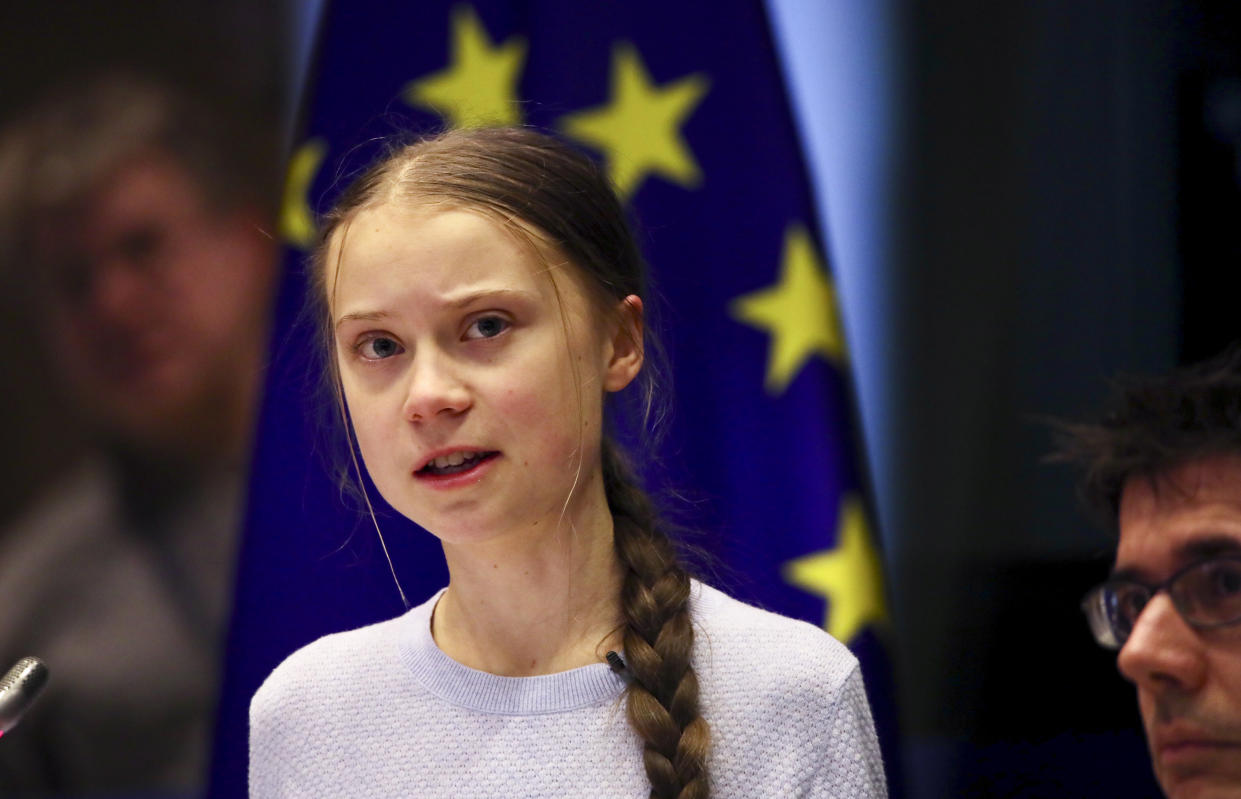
[{"x1": 0, "y1": 657, "x2": 49, "y2": 738}]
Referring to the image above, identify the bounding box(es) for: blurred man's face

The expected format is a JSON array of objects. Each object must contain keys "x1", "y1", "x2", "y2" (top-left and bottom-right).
[
  {"x1": 42, "y1": 152, "x2": 274, "y2": 459},
  {"x1": 1115, "y1": 454, "x2": 1241, "y2": 799}
]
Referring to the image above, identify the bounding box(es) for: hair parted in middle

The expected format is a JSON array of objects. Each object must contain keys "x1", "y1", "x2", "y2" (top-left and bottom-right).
[{"x1": 310, "y1": 126, "x2": 710, "y2": 799}]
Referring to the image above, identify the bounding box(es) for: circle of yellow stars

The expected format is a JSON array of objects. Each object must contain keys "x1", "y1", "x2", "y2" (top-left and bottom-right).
[{"x1": 280, "y1": 3, "x2": 886, "y2": 646}]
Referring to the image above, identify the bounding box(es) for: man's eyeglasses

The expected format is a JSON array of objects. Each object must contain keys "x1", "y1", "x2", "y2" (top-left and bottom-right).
[{"x1": 1081, "y1": 554, "x2": 1241, "y2": 649}]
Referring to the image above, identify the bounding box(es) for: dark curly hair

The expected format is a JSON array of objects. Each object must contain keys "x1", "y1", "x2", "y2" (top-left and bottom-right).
[{"x1": 1054, "y1": 345, "x2": 1241, "y2": 528}]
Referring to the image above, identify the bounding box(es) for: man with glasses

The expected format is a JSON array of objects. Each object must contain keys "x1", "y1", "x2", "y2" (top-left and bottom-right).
[{"x1": 1067, "y1": 348, "x2": 1241, "y2": 798}]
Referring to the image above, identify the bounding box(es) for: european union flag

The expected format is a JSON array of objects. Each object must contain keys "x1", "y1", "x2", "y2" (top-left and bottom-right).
[{"x1": 211, "y1": 2, "x2": 900, "y2": 794}]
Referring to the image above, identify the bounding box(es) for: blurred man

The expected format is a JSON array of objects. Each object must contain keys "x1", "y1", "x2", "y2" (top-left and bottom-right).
[
  {"x1": 0, "y1": 74, "x2": 278, "y2": 795},
  {"x1": 1068, "y1": 349, "x2": 1241, "y2": 799}
]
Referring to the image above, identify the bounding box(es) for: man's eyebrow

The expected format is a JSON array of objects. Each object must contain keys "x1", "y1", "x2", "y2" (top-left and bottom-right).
[
  {"x1": 1176, "y1": 534, "x2": 1241, "y2": 562},
  {"x1": 1111, "y1": 534, "x2": 1241, "y2": 582},
  {"x1": 1109, "y1": 565, "x2": 1152, "y2": 584}
]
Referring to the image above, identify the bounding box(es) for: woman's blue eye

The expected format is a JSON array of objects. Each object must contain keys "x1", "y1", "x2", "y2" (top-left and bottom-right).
[
  {"x1": 359, "y1": 336, "x2": 402, "y2": 360},
  {"x1": 466, "y1": 316, "x2": 509, "y2": 340}
]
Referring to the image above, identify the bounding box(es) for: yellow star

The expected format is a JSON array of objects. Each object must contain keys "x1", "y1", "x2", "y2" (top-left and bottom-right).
[
  {"x1": 403, "y1": 5, "x2": 527, "y2": 127},
  {"x1": 559, "y1": 43, "x2": 709, "y2": 199},
  {"x1": 730, "y1": 224, "x2": 846, "y2": 395},
  {"x1": 784, "y1": 496, "x2": 887, "y2": 645},
  {"x1": 279, "y1": 138, "x2": 327, "y2": 250}
]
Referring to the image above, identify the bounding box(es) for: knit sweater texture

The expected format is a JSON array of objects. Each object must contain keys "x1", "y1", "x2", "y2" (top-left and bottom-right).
[{"x1": 250, "y1": 581, "x2": 887, "y2": 798}]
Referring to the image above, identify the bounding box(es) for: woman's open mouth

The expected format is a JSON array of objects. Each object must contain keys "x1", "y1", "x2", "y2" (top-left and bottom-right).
[{"x1": 415, "y1": 450, "x2": 500, "y2": 478}]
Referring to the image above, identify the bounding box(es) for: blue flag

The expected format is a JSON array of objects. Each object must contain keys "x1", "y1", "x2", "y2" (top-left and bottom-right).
[{"x1": 211, "y1": 2, "x2": 900, "y2": 794}]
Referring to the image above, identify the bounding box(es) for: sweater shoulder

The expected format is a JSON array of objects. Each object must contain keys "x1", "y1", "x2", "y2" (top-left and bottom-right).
[
  {"x1": 690, "y1": 584, "x2": 886, "y2": 796},
  {"x1": 692, "y1": 581, "x2": 860, "y2": 696},
  {"x1": 250, "y1": 610, "x2": 413, "y2": 726}
]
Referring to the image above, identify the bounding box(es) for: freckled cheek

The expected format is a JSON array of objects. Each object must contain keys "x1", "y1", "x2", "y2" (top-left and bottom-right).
[
  {"x1": 350, "y1": 420, "x2": 389, "y2": 480},
  {"x1": 340, "y1": 389, "x2": 403, "y2": 474},
  {"x1": 498, "y1": 385, "x2": 591, "y2": 464},
  {"x1": 501, "y1": 388, "x2": 562, "y2": 433}
]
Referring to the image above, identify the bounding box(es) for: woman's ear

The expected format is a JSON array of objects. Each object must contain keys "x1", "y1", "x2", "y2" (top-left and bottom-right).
[{"x1": 603, "y1": 295, "x2": 644, "y2": 393}]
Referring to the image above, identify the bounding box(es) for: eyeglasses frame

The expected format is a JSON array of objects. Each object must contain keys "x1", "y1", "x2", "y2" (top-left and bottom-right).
[{"x1": 1081, "y1": 553, "x2": 1241, "y2": 650}]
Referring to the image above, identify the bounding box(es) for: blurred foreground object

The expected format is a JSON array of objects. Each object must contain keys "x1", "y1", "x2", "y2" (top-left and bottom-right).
[
  {"x1": 0, "y1": 74, "x2": 278, "y2": 795},
  {"x1": 0, "y1": 658, "x2": 50, "y2": 737}
]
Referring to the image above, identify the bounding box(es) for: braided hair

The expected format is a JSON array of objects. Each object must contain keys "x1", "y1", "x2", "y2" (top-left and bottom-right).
[
  {"x1": 312, "y1": 126, "x2": 710, "y2": 798},
  {"x1": 605, "y1": 440, "x2": 709, "y2": 798}
]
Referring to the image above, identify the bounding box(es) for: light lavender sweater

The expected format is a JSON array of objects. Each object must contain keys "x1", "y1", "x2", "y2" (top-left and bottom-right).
[{"x1": 250, "y1": 582, "x2": 887, "y2": 798}]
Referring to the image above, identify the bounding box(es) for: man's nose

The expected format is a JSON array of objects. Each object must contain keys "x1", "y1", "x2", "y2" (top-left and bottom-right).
[
  {"x1": 79, "y1": 257, "x2": 153, "y2": 322},
  {"x1": 401, "y1": 351, "x2": 471, "y2": 422},
  {"x1": 1116, "y1": 593, "x2": 1207, "y2": 694}
]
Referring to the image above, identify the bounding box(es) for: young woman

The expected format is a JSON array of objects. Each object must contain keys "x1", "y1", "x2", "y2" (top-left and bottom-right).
[{"x1": 249, "y1": 126, "x2": 887, "y2": 798}]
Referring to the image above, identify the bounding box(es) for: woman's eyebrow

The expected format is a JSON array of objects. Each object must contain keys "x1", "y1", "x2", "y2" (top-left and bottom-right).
[
  {"x1": 334, "y1": 289, "x2": 538, "y2": 329},
  {"x1": 334, "y1": 310, "x2": 389, "y2": 329},
  {"x1": 441, "y1": 287, "x2": 539, "y2": 308}
]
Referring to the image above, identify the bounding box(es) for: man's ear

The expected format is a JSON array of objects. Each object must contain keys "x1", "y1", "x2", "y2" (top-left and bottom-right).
[{"x1": 603, "y1": 294, "x2": 644, "y2": 392}]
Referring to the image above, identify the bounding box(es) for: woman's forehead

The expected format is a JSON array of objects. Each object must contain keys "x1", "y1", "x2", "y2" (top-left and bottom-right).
[{"x1": 326, "y1": 203, "x2": 594, "y2": 313}]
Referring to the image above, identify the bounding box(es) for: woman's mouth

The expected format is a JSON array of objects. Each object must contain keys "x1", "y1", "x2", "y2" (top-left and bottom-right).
[{"x1": 415, "y1": 450, "x2": 499, "y2": 478}]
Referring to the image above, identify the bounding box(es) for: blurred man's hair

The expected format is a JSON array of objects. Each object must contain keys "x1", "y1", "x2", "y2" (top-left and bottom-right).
[
  {"x1": 0, "y1": 71, "x2": 275, "y2": 269},
  {"x1": 1055, "y1": 345, "x2": 1241, "y2": 527}
]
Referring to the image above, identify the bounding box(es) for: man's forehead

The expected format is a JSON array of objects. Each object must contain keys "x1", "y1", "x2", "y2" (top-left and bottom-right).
[
  {"x1": 87, "y1": 153, "x2": 203, "y2": 222},
  {"x1": 1121, "y1": 453, "x2": 1241, "y2": 512},
  {"x1": 1114, "y1": 453, "x2": 1241, "y2": 578}
]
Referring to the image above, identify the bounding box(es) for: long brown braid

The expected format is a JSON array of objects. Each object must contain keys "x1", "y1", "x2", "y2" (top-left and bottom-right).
[
  {"x1": 604, "y1": 440, "x2": 710, "y2": 799},
  {"x1": 314, "y1": 127, "x2": 710, "y2": 797}
]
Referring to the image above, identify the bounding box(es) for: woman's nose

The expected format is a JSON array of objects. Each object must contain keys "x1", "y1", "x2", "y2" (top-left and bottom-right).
[{"x1": 401, "y1": 352, "x2": 471, "y2": 422}]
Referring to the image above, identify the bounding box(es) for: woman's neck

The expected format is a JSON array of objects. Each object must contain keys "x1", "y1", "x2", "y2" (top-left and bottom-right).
[{"x1": 431, "y1": 485, "x2": 624, "y2": 677}]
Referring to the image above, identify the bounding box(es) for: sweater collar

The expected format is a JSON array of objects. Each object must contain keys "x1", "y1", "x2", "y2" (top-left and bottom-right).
[{"x1": 395, "y1": 589, "x2": 629, "y2": 715}]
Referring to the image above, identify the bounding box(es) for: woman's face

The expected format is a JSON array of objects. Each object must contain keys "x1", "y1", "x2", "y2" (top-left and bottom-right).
[{"x1": 327, "y1": 204, "x2": 640, "y2": 546}]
